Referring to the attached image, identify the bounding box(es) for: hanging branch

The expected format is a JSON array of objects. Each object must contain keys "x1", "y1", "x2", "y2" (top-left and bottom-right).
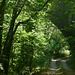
[{"x1": 13, "y1": 18, "x2": 30, "y2": 34}]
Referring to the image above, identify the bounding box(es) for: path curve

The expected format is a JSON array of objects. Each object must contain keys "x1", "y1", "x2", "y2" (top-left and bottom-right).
[{"x1": 61, "y1": 60, "x2": 72, "y2": 71}]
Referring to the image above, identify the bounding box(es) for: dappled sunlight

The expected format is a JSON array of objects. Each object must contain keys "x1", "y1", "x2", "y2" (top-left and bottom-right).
[
  {"x1": 50, "y1": 68, "x2": 60, "y2": 71},
  {"x1": 41, "y1": 67, "x2": 63, "y2": 75},
  {"x1": 0, "y1": 0, "x2": 75, "y2": 75},
  {"x1": 41, "y1": 71, "x2": 63, "y2": 75}
]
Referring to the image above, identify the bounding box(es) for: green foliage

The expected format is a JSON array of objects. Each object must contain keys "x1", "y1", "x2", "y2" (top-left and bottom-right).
[
  {"x1": 1, "y1": 0, "x2": 75, "y2": 75},
  {"x1": 67, "y1": 56, "x2": 75, "y2": 70}
]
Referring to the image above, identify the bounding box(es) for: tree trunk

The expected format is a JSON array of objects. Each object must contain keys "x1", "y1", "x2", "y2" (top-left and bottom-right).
[
  {"x1": 0, "y1": 0, "x2": 6, "y2": 57},
  {"x1": 2, "y1": 35, "x2": 14, "y2": 75},
  {"x1": 2, "y1": 14, "x2": 16, "y2": 75},
  {"x1": 0, "y1": 1, "x2": 6, "y2": 75}
]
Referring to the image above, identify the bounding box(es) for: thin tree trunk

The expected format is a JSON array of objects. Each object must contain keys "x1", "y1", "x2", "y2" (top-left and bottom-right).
[
  {"x1": 0, "y1": 0, "x2": 6, "y2": 56},
  {"x1": 0, "y1": 1, "x2": 6, "y2": 74},
  {"x1": 2, "y1": 17, "x2": 16, "y2": 74}
]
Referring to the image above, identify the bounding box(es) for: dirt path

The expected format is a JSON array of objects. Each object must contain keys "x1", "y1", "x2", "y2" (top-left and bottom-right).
[
  {"x1": 61, "y1": 60, "x2": 72, "y2": 71},
  {"x1": 41, "y1": 59, "x2": 75, "y2": 75},
  {"x1": 50, "y1": 59, "x2": 58, "y2": 70},
  {"x1": 50, "y1": 59, "x2": 72, "y2": 71},
  {"x1": 50, "y1": 59, "x2": 60, "y2": 75},
  {"x1": 49, "y1": 59, "x2": 73, "y2": 75}
]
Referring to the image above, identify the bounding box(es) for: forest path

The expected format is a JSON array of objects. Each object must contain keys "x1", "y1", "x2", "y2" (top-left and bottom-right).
[
  {"x1": 49, "y1": 58, "x2": 73, "y2": 75},
  {"x1": 50, "y1": 59, "x2": 58, "y2": 70},
  {"x1": 50, "y1": 58, "x2": 72, "y2": 71},
  {"x1": 61, "y1": 60, "x2": 72, "y2": 71},
  {"x1": 41, "y1": 58, "x2": 75, "y2": 75},
  {"x1": 49, "y1": 59, "x2": 60, "y2": 75}
]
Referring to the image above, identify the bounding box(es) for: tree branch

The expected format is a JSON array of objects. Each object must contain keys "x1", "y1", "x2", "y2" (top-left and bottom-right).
[
  {"x1": 13, "y1": 18, "x2": 31, "y2": 34},
  {"x1": 12, "y1": 0, "x2": 26, "y2": 20},
  {"x1": 15, "y1": 0, "x2": 25, "y2": 18},
  {"x1": 13, "y1": 0, "x2": 50, "y2": 33},
  {"x1": 31, "y1": 0, "x2": 50, "y2": 17}
]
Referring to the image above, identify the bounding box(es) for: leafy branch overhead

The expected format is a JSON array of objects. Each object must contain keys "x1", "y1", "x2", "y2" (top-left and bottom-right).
[{"x1": 14, "y1": 0, "x2": 50, "y2": 33}]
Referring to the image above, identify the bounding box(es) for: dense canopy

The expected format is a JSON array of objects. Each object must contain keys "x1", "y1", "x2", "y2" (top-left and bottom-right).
[{"x1": 0, "y1": 0, "x2": 75, "y2": 75}]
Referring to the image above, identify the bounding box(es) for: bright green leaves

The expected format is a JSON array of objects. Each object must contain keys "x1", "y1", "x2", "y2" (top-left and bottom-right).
[
  {"x1": 0, "y1": 63, "x2": 3, "y2": 70},
  {"x1": 1, "y1": 0, "x2": 74, "y2": 74}
]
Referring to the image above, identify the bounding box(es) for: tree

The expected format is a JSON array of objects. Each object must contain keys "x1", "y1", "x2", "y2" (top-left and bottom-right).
[
  {"x1": 0, "y1": 0, "x2": 49, "y2": 74},
  {"x1": 0, "y1": 0, "x2": 73, "y2": 75},
  {"x1": 0, "y1": 0, "x2": 6, "y2": 56},
  {"x1": 47, "y1": 0, "x2": 75, "y2": 58}
]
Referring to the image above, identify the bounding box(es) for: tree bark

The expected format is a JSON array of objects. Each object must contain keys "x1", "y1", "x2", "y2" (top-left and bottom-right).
[
  {"x1": 0, "y1": 1, "x2": 6, "y2": 74},
  {"x1": 2, "y1": 1, "x2": 25, "y2": 74},
  {"x1": 2, "y1": 6, "x2": 18, "y2": 75},
  {"x1": 0, "y1": 0, "x2": 6, "y2": 56}
]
